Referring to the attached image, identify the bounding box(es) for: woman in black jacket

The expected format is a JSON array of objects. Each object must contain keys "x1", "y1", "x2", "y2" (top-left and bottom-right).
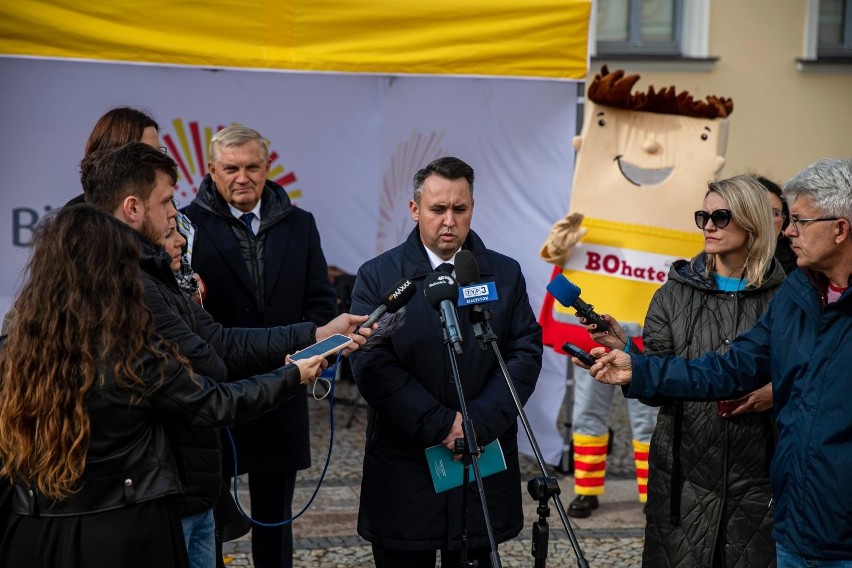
[
  {"x1": 756, "y1": 175, "x2": 798, "y2": 274},
  {"x1": 581, "y1": 175, "x2": 784, "y2": 567},
  {"x1": 0, "y1": 205, "x2": 325, "y2": 568}
]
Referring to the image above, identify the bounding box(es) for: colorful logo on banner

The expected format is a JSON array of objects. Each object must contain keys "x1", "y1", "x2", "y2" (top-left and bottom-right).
[
  {"x1": 161, "y1": 119, "x2": 301, "y2": 203},
  {"x1": 376, "y1": 130, "x2": 445, "y2": 254}
]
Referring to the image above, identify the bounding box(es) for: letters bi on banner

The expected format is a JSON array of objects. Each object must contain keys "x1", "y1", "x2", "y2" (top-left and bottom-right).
[{"x1": 0, "y1": 57, "x2": 578, "y2": 325}]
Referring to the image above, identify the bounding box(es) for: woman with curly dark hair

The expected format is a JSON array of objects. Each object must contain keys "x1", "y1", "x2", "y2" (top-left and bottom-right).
[{"x1": 0, "y1": 205, "x2": 324, "y2": 568}]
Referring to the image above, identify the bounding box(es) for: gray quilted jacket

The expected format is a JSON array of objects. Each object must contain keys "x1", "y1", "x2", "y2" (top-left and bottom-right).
[{"x1": 641, "y1": 253, "x2": 785, "y2": 568}]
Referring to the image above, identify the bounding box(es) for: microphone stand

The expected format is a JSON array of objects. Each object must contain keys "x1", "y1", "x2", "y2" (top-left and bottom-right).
[
  {"x1": 440, "y1": 317, "x2": 503, "y2": 568},
  {"x1": 469, "y1": 305, "x2": 589, "y2": 568}
]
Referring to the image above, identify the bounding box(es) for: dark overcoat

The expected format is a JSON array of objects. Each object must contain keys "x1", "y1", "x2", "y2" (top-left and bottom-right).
[
  {"x1": 183, "y1": 176, "x2": 337, "y2": 472},
  {"x1": 349, "y1": 227, "x2": 542, "y2": 550}
]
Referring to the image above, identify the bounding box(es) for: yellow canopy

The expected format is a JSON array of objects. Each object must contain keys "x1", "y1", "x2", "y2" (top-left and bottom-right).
[{"x1": 0, "y1": 0, "x2": 589, "y2": 79}]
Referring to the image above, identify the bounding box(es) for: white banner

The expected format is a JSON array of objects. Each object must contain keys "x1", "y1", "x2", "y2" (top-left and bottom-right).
[
  {"x1": 1, "y1": 57, "x2": 577, "y2": 326},
  {"x1": 565, "y1": 242, "x2": 672, "y2": 284}
]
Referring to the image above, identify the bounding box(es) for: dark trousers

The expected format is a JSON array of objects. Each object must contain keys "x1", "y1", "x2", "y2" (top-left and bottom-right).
[
  {"x1": 248, "y1": 470, "x2": 297, "y2": 568},
  {"x1": 371, "y1": 543, "x2": 494, "y2": 568}
]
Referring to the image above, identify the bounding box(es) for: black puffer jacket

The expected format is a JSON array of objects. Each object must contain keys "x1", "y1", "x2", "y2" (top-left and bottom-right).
[
  {"x1": 641, "y1": 253, "x2": 785, "y2": 568},
  {"x1": 7, "y1": 340, "x2": 303, "y2": 517},
  {"x1": 139, "y1": 237, "x2": 315, "y2": 517}
]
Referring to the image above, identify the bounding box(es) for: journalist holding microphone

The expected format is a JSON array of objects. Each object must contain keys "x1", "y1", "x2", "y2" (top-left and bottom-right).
[
  {"x1": 0, "y1": 205, "x2": 327, "y2": 568},
  {"x1": 583, "y1": 159, "x2": 852, "y2": 565},
  {"x1": 76, "y1": 140, "x2": 369, "y2": 568},
  {"x1": 578, "y1": 175, "x2": 784, "y2": 567},
  {"x1": 349, "y1": 156, "x2": 542, "y2": 567}
]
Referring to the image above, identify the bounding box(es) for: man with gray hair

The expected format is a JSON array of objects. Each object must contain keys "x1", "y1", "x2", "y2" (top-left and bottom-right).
[
  {"x1": 583, "y1": 159, "x2": 852, "y2": 564},
  {"x1": 183, "y1": 124, "x2": 338, "y2": 568}
]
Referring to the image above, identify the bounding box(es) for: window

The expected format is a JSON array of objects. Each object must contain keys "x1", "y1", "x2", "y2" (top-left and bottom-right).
[
  {"x1": 591, "y1": 0, "x2": 711, "y2": 62},
  {"x1": 800, "y1": 0, "x2": 852, "y2": 69},
  {"x1": 818, "y1": 0, "x2": 852, "y2": 57},
  {"x1": 596, "y1": 0, "x2": 682, "y2": 55}
]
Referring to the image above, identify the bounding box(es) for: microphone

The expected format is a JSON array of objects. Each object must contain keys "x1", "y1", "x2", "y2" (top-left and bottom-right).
[
  {"x1": 361, "y1": 278, "x2": 416, "y2": 328},
  {"x1": 423, "y1": 271, "x2": 464, "y2": 355},
  {"x1": 454, "y1": 250, "x2": 499, "y2": 307},
  {"x1": 546, "y1": 274, "x2": 610, "y2": 332},
  {"x1": 454, "y1": 250, "x2": 499, "y2": 347},
  {"x1": 455, "y1": 250, "x2": 480, "y2": 287}
]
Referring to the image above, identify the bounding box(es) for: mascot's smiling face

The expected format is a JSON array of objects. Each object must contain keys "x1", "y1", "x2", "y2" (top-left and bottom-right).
[{"x1": 568, "y1": 67, "x2": 732, "y2": 233}]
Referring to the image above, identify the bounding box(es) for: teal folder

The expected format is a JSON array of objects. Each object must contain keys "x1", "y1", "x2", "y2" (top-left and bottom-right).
[{"x1": 425, "y1": 439, "x2": 507, "y2": 493}]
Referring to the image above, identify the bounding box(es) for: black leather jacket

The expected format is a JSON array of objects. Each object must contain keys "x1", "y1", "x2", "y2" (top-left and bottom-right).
[
  {"x1": 139, "y1": 237, "x2": 315, "y2": 516},
  {"x1": 8, "y1": 343, "x2": 303, "y2": 517}
]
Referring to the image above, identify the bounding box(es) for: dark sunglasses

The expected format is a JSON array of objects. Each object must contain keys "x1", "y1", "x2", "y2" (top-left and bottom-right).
[{"x1": 695, "y1": 209, "x2": 732, "y2": 230}]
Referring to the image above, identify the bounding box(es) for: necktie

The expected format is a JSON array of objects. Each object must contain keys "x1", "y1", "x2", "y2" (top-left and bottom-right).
[
  {"x1": 240, "y1": 212, "x2": 256, "y2": 238},
  {"x1": 436, "y1": 262, "x2": 454, "y2": 274}
]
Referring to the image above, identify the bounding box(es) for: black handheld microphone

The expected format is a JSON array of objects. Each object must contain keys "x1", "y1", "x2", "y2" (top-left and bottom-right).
[
  {"x1": 423, "y1": 271, "x2": 464, "y2": 355},
  {"x1": 454, "y1": 250, "x2": 480, "y2": 287},
  {"x1": 546, "y1": 274, "x2": 610, "y2": 332},
  {"x1": 361, "y1": 278, "x2": 416, "y2": 328}
]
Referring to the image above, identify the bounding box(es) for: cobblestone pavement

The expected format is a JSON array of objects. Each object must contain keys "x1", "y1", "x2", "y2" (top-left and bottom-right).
[{"x1": 223, "y1": 379, "x2": 646, "y2": 567}]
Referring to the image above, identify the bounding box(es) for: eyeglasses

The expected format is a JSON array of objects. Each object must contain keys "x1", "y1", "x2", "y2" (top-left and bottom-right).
[
  {"x1": 695, "y1": 209, "x2": 732, "y2": 230},
  {"x1": 788, "y1": 216, "x2": 839, "y2": 233}
]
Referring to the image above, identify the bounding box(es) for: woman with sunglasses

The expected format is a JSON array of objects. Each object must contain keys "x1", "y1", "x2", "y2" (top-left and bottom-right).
[{"x1": 580, "y1": 175, "x2": 785, "y2": 567}]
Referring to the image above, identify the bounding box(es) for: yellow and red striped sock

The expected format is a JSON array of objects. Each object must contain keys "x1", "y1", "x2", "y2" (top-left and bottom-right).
[
  {"x1": 632, "y1": 439, "x2": 650, "y2": 503},
  {"x1": 573, "y1": 432, "x2": 608, "y2": 496}
]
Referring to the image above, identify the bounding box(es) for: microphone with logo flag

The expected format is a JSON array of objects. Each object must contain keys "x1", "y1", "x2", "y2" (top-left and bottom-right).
[
  {"x1": 423, "y1": 271, "x2": 464, "y2": 355},
  {"x1": 359, "y1": 278, "x2": 416, "y2": 351},
  {"x1": 454, "y1": 250, "x2": 499, "y2": 307},
  {"x1": 360, "y1": 278, "x2": 416, "y2": 328},
  {"x1": 454, "y1": 250, "x2": 500, "y2": 347}
]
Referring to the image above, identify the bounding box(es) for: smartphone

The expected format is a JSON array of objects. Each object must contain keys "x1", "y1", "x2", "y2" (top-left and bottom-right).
[
  {"x1": 717, "y1": 399, "x2": 744, "y2": 416},
  {"x1": 290, "y1": 334, "x2": 353, "y2": 361},
  {"x1": 562, "y1": 342, "x2": 597, "y2": 367}
]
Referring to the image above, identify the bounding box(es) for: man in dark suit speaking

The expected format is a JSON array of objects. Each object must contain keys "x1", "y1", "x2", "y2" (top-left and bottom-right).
[
  {"x1": 183, "y1": 124, "x2": 337, "y2": 568},
  {"x1": 349, "y1": 156, "x2": 542, "y2": 567}
]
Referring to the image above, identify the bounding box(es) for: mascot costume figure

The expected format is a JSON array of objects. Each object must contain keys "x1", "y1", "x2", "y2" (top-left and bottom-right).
[{"x1": 539, "y1": 66, "x2": 733, "y2": 518}]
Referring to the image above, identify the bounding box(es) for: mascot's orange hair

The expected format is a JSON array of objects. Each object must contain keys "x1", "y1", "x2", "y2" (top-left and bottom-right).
[{"x1": 588, "y1": 65, "x2": 733, "y2": 119}]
